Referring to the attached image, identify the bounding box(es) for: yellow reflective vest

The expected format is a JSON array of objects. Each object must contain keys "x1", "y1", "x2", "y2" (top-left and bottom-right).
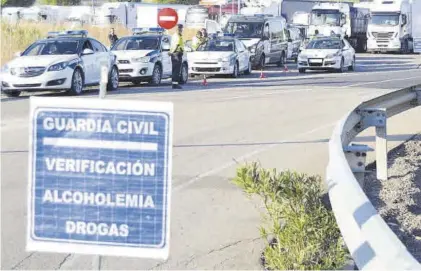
[{"x1": 170, "y1": 33, "x2": 184, "y2": 53}]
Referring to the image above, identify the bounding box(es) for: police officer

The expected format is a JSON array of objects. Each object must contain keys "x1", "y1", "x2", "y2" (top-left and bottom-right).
[
  {"x1": 192, "y1": 30, "x2": 203, "y2": 51},
  {"x1": 169, "y1": 24, "x2": 184, "y2": 89}
]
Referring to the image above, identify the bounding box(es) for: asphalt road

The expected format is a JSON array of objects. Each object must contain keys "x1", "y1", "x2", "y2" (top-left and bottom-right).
[{"x1": 2, "y1": 53, "x2": 421, "y2": 270}]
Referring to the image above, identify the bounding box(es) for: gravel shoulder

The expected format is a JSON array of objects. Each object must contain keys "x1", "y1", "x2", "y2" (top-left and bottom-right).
[{"x1": 364, "y1": 133, "x2": 421, "y2": 262}]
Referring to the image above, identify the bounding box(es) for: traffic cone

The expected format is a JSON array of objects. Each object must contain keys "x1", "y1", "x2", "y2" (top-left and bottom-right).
[
  {"x1": 259, "y1": 69, "x2": 266, "y2": 79},
  {"x1": 201, "y1": 75, "x2": 208, "y2": 86},
  {"x1": 283, "y1": 65, "x2": 289, "y2": 72}
]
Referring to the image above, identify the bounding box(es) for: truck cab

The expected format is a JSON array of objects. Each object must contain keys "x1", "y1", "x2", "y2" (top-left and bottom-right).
[
  {"x1": 308, "y1": 3, "x2": 349, "y2": 40},
  {"x1": 366, "y1": 0, "x2": 413, "y2": 53}
]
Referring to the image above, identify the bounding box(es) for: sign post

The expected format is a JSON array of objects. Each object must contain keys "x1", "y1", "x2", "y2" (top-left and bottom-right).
[
  {"x1": 27, "y1": 97, "x2": 173, "y2": 260},
  {"x1": 157, "y1": 8, "x2": 179, "y2": 30}
]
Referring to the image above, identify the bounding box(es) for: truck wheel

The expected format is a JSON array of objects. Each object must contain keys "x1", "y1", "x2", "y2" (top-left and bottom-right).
[
  {"x1": 69, "y1": 68, "x2": 84, "y2": 95},
  {"x1": 107, "y1": 66, "x2": 119, "y2": 91},
  {"x1": 3, "y1": 90, "x2": 21, "y2": 97}
]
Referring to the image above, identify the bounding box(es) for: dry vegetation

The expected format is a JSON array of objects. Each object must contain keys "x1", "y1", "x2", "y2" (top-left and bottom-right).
[{"x1": 0, "y1": 20, "x2": 199, "y2": 65}]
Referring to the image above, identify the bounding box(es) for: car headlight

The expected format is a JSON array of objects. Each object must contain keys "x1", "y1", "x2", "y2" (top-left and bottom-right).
[
  {"x1": 48, "y1": 62, "x2": 68, "y2": 72},
  {"x1": 132, "y1": 56, "x2": 150, "y2": 63},
  {"x1": 326, "y1": 51, "x2": 341, "y2": 59}
]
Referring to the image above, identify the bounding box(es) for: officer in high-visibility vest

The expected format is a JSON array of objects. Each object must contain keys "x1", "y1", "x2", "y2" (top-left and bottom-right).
[
  {"x1": 192, "y1": 30, "x2": 203, "y2": 51},
  {"x1": 169, "y1": 24, "x2": 184, "y2": 89}
]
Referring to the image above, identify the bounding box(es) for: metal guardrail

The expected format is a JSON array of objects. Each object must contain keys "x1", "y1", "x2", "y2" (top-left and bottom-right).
[{"x1": 326, "y1": 85, "x2": 421, "y2": 270}]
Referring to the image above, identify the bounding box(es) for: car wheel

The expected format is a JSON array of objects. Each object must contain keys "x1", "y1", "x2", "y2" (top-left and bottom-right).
[
  {"x1": 3, "y1": 90, "x2": 21, "y2": 97},
  {"x1": 298, "y1": 68, "x2": 306, "y2": 73},
  {"x1": 149, "y1": 64, "x2": 162, "y2": 86},
  {"x1": 179, "y1": 62, "x2": 188, "y2": 85},
  {"x1": 336, "y1": 58, "x2": 345, "y2": 73},
  {"x1": 107, "y1": 66, "x2": 119, "y2": 91},
  {"x1": 244, "y1": 59, "x2": 252, "y2": 75},
  {"x1": 231, "y1": 62, "x2": 239, "y2": 78},
  {"x1": 69, "y1": 68, "x2": 84, "y2": 95},
  {"x1": 348, "y1": 56, "x2": 356, "y2": 71}
]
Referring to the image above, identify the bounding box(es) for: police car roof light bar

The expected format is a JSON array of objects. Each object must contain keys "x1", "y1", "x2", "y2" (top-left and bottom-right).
[
  {"x1": 57, "y1": 30, "x2": 88, "y2": 38},
  {"x1": 47, "y1": 31, "x2": 61, "y2": 38},
  {"x1": 132, "y1": 27, "x2": 165, "y2": 35}
]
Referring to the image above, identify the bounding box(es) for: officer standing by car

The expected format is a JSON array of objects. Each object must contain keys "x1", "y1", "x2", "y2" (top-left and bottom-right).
[{"x1": 169, "y1": 24, "x2": 184, "y2": 89}]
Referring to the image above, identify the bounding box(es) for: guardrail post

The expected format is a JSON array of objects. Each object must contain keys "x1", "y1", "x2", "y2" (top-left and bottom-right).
[
  {"x1": 361, "y1": 108, "x2": 388, "y2": 181},
  {"x1": 99, "y1": 63, "x2": 108, "y2": 99},
  {"x1": 344, "y1": 143, "x2": 374, "y2": 187}
]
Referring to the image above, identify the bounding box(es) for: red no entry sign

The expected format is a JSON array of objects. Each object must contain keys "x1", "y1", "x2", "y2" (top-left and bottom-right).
[{"x1": 157, "y1": 8, "x2": 179, "y2": 30}]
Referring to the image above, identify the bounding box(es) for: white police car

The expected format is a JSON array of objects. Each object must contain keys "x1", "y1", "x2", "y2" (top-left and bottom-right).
[
  {"x1": 1, "y1": 30, "x2": 119, "y2": 97},
  {"x1": 187, "y1": 34, "x2": 251, "y2": 78},
  {"x1": 297, "y1": 35, "x2": 356, "y2": 73},
  {"x1": 111, "y1": 28, "x2": 188, "y2": 86}
]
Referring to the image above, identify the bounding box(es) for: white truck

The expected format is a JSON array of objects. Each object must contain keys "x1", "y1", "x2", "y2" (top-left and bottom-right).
[
  {"x1": 308, "y1": 2, "x2": 370, "y2": 52},
  {"x1": 367, "y1": 0, "x2": 413, "y2": 53},
  {"x1": 413, "y1": 0, "x2": 421, "y2": 53}
]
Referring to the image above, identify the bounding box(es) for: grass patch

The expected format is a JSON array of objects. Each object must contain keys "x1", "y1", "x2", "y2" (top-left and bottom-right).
[
  {"x1": 232, "y1": 162, "x2": 348, "y2": 270},
  {"x1": 0, "y1": 21, "x2": 198, "y2": 65}
]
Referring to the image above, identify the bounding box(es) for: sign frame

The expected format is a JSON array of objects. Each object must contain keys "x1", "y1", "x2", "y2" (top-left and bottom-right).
[{"x1": 26, "y1": 96, "x2": 173, "y2": 259}]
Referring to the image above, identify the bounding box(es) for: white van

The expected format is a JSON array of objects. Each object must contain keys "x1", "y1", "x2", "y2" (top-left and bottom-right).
[{"x1": 223, "y1": 15, "x2": 288, "y2": 69}]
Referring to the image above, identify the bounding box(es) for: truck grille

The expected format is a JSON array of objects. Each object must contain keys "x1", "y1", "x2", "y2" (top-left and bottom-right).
[
  {"x1": 11, "y1": 67, "x2": 45, "y2": 77},
  {"x1": 372, "y1": 32, "x2": 394, "y2": 41}
]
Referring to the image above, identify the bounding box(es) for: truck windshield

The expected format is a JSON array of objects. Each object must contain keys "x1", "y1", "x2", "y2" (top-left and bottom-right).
[
  {"x1": 186, "y1": 7, "x2": 209, "y2": 24},
  {"x1": 111, "y1": 37, "x2": 160, "y2": 51},
  {"x1": 310, "y1": 10, "x2": 341, "y2": 26},
  {"x1": 370, "y1": 13, "x2": 399, "y2": 26},
  {"x1": 224, "y1": 22, "x2": 264, "y2": 38}
]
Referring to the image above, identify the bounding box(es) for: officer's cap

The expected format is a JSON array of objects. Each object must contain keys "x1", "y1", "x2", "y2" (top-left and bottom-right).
[{"x1": 177, "y1": 24, "x2": 183, "y2": 29}]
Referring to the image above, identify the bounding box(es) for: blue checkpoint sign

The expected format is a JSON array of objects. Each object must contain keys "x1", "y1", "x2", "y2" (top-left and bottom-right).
[{"x1": 26, "y1": 97, "x2": 173, "y2": 259}]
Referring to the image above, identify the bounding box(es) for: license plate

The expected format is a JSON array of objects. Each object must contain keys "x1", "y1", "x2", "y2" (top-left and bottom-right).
[{"x1": 309, "y1": 59, "x2": 323, "y2": 63}]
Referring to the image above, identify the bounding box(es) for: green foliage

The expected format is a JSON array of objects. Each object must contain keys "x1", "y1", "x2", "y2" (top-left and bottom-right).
[
  {"x1": 143, "y1": 0, "x2": 199, "y2": 4},
  {"x1": 1, "y1": 0, "x2": 35, "y2": 7},
  {"x1": 37, "y1": 0, "x2": 81, "y2": 5},
  {"x1": 232, "y1": 162, "x2": 348, "y2": 270}
]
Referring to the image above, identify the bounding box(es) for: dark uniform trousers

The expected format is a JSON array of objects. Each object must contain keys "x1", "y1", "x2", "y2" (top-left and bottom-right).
[{"x1": 171, "y1": 52, "x2": 183, "y2": 85}]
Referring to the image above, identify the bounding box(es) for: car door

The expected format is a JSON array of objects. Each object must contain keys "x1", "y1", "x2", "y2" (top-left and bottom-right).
[
  {"x1": 90, "y1": 38, "x2": 109, "y2": 83},
  {"x1": 235, "y1": 40, "x2": 247, "y2": 71},
  {"x1": 80, "y1": 40, "x2": 96, "y2": 84},
  {"x1": 161, "y1": 36, "x2": 172, "y2": 76}
]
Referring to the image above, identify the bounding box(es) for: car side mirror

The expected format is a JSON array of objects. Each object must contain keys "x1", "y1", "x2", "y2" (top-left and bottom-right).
[
  {"x1": 162, "y1": 43, "x2": 170, "y2": 51},
  {"x1": 82, "y1": 48, "x2": 94, "y2": 55},
  {"x1": 14, "y1": 51, "x2": 21, "y2": 57}
]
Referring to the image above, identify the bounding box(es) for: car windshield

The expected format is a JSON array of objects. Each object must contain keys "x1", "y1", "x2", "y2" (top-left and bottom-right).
[
  {"x1": 310, "y1": 10, "x2": 341, "y2": 26},
  {"x1": 22, "y1": 40, "x2": 80, "y2": 56},
  {"x1": 306, "y1": 39, "x2": 341, "y2": 49},
  {"x1": 197, "y1": 40, "x2": 235, "y2": 51},
  {"x1": 224, "y1": 22, "x2": 264, "y2": 38},
  {"x1": 370, "y1": 13, "x2": 399, "y2": 26},
  {"x1": 111, "y1": 36, "x2": 160, "y2": 51}
]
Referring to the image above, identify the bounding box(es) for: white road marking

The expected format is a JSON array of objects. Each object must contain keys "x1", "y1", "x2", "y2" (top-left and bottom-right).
[
  {"x1": 339, "y1": 75, "x2": 421, "y2": 88},
  {"x1": 173, "y1": 121, "x2": 335, "y2": 191}
]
